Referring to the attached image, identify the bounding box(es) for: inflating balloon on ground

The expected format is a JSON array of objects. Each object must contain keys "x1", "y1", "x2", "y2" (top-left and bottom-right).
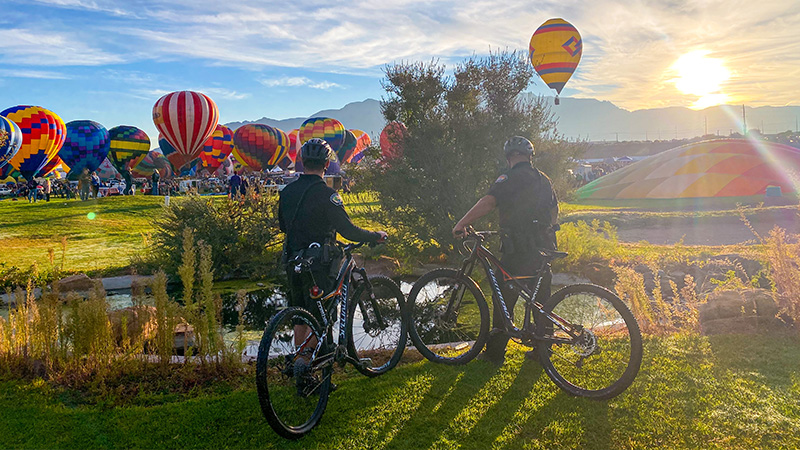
[
  {"x1": 380, "y1": 121, "x2": 407, "y2": 160},
  {"x1": 108, "y1": 125, "x2": 150, "y2": 194},
  {"x1": 0, "y1": 115, "x2": 23, "y2": 169},
  {"x1": 200, "y1": 124, "x2": 234, "y2": 171},
  {"x1": 232, "y1": 124, "x2": 288, "y2": 171},
  {"x1": 298, "y1": 117, "x2": 346, "y2": 156}
]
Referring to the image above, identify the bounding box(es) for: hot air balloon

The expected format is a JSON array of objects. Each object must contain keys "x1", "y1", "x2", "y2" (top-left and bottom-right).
[
  {"x1": 232, "y1": 124, "x2": 288, "y2": 171},
  {"x1": 152, "y1": 91, "x2": 219, "y2": 171},
  {"x1": 59, "y1": 120, "x2": 110, "y2": 179},
  {"x1": 0, "y1": 115, "x2": 23, "y2": 170},
  {"x1": 286, "y1": 129, "x2": 300, "y2": 164},
  {"x1": 347, "y1": 130, "x2": 372, "y2": 163},
  {"x1": 108, "y1": 126, "x2": 150, "y2": 195},
  {"x1": 0, "y1": 106, "x2": 66, "y2": 181},
  {"x1": 131, "y1": 150, "x2": 173, "y2": 179},
  {"x1": 380, "y1": 121, "x2": 407, "y2": 160},
  {"x1": 36, "y1": 155, "x2": 69, "y2": 178},
  {"x1": 96, "y1": 157, "x2": 119, "y2": 180},
  {"x1": 576, "y1": 139, "x2": 800, "y2": 200},
  {"x1": 529, "y1": 18, "x2": 582, "y2": 105},
  {"x1": 298, "y1": 117, "x2": 345, "y2": 155},
  {"x1": 338, "y1": 130, "x2": 357, "y2": 163},
  {"x1": 0, "y1": 162, "x2": 19, "y2": 180},
  {"x1": 199, "y1": 124, "x2": 234, "y2": 171}
]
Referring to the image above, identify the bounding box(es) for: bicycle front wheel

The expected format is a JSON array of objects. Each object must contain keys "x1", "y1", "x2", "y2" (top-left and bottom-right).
[
  {"x1": 537, "y1": 284, "x2": 643, "y2": 399},
  {"x1": 346, "y1": 275, "x2": 408, "y2": 377},
  {"x1": 407, "y1": 268, "x2": 490, "y2": 365},
  {"x1": 256, "y1": 307, "x2": 332, "y2": 439}
]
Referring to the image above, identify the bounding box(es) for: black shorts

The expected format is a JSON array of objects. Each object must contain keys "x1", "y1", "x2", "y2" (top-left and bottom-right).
[{"x1": 286, "y1": 264, "x2": 334, "y2": 321}]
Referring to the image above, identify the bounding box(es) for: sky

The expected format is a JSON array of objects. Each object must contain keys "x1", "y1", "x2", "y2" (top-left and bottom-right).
[{"x1": 1, "y1": 0, "x2": 799, "y2": 146}]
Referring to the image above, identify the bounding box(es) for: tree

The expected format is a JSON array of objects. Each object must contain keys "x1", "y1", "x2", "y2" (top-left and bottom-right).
[{"x1": 366, "y1": 51, "x2": 583, "y2": 258}]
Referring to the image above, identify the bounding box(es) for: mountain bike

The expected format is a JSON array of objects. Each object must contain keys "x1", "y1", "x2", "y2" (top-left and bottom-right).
[
  {"x1": 407, "y1": 227, "x2": 642, "y2": 399},
  {"x1": 256, "y1": 241, "x2": 407, "y2": 439}
]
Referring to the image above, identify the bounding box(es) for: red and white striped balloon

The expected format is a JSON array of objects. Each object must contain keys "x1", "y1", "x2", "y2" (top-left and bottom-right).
[{"x1": 152, "y1": 91, "x2": 219, "y2": 171}]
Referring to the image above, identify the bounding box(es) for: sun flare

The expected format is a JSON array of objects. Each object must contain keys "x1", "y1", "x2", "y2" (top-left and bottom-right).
[{"x1": 671, "y1": 50, "x2": 731, "y2": 109}]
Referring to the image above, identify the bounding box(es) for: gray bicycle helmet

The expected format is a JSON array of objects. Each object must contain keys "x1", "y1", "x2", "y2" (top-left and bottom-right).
[
  {"x1": 503, "y1": 136, "x2": 534, "y2": 157},
  {"x1": 300, "y1": 138, "x2": 335, "y2": 161}
]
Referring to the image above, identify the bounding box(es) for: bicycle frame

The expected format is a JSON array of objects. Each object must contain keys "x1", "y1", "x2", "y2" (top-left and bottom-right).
[
  {"x1": 458, "y1": 235, "x2": 582, "y2": 345},
  {"x1": 291, "y1": 243, "x2": 379, "y2": 372}
]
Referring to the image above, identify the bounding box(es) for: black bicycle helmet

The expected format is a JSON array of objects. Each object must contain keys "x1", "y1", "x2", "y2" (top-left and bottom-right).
[
  {"x1": 503, "y1": 136, "x2": 534, "y2": 157},
  {"x1": 300, "y1": 138, "x2": 335, "y2": 161}
]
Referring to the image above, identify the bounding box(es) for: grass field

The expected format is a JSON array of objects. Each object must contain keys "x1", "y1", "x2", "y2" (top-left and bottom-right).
[
  {"x1": 0, "y1": 196, "x2": 166, "y2": 275},
  {"x1": 0, "y1": 334, "x2": 798, "y2": 449}
]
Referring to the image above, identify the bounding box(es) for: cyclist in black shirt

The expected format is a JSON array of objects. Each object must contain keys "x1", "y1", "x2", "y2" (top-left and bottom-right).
[
  {"x1": 453, "y1": 136, "x2": 559, "y2": 365},
  {"x1": 278, "y1": 138, "x2": 387, "y2": 377}
]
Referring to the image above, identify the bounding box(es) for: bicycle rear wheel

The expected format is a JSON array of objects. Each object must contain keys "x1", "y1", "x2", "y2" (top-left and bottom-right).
[
  {"x1": 256, "y1": 307, "x2": 332, "y2": 439},
  {"x1": 536, "y1": 284, "x2": 642, "y2": 399},
  {"x1": 407, "y1": 268, "x2": 490, "y2": 365},
  {"x1": 346, "y1": 275, "x2": 408, "y2": 377}
]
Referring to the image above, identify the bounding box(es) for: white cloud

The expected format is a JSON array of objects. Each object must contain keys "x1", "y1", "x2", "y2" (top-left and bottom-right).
[
  {"x1": 0, "y1": 69, "x2": 71, "y2": 79},
  {"x1": 131, "y1": 87, "x2": 250, "y2": 101},
  {"x1": 8, "y1": 0, "x2": 800, "y2": 108},
  {"x1": 259, "y1": 76, "x2": 343, "y2": 90}
]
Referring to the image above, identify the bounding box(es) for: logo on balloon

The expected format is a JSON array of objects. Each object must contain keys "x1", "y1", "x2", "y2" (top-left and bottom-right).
[{"x1": 0, "y1": 131, "x2": 7, "y2": 149}]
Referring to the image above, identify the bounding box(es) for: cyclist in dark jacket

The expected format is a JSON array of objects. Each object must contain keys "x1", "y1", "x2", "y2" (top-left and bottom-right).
[
  {"x1": 278, "y1": 138, "x2": 386, "y2": 385},
  {"x1": 453, "y1": 136, "x2": 559, "y2": 365}
]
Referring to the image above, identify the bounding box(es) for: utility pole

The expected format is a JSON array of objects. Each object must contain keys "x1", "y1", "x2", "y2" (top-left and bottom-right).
[
  {"x1": 742, "y1": 105, "x2": 747, "y2": 135},
  {"x1": 675, "y1": 125, "x2": 678, "y2": 139},
  {"x1": 615, "y1": 132, "x2": 619, "y2": 142},
  {"x1": 704, "y1": 116, "x2": 708, "y2": 136}
]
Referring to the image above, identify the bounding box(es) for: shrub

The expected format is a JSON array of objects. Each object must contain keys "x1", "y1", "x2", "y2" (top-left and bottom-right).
[{"x1": 147, "y1": 193, "x2": 281, "y2": 279}]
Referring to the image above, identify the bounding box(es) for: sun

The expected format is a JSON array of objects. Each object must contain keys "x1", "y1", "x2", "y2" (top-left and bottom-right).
[{"x1": 670, "y1": 50, "x2": 731, "y2": 109}]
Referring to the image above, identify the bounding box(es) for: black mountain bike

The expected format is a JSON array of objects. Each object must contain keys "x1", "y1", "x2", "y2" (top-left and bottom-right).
[
  {"x1": 407, "y1": 227, "x2": 642, "y2": 399},
  {"x1": 256, "y1": 241, "x2": 407, "y2": 439}
]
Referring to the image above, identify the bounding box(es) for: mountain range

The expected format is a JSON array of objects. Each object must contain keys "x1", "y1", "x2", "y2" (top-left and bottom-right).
[{"x1": 225, "y1": 96, "x2": 800, "y2": 145}]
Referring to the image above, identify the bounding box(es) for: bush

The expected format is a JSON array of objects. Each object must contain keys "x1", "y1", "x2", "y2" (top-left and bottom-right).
[
  {"x1": 365, "y1": 51, "x2": 585, "y2": 259},
  {"x1": 146, "y1": 192, "x2": 281, "y2": 279}
]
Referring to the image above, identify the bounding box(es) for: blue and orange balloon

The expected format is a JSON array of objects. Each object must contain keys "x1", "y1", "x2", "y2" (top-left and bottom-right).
[
  {"x1": 529, "y1": 18, "x2": 582, "y2": 104},
  {"x1": 60, "y1": 120, "x2": 110, "y2": 179}
]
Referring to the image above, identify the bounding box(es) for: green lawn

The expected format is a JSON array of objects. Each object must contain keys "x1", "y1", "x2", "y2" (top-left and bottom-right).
[
  {"x1": 0, "y1": 196, "x2": 167, "y2": 275},
  {"x1": 1, "y1": 334, "x2": 798, "y2": 449}
]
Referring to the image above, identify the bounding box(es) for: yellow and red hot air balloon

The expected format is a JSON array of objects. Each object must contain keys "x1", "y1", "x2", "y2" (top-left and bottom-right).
[
  {"x1": 200, "y1": 124, "x2": 234, "y2": 171},
  {"x1": 152, "y1": 91, "x2": 219, "y2": 170},
  {"x1": 529, "y1": 18, "x2": 582, "y2": 105},
  {"x1": 1, "y1": 106, "x2": 66, "y2": 181}
]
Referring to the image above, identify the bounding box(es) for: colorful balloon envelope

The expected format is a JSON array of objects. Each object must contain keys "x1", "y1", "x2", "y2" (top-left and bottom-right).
[
  {"x1": 36, "y1": 155, "x2": 69, "y2": 178},
  {"x1": 347, "y1": 130, "x2": 372, "y2": 163},
  {"x1": 577, "y1": 139, "x2": 800, "y2": 200},
  {"x1": 298, "y1": 117, "x2": 345, "y2": 154},
  {"x1": 286, "y1": 129, "x2": 300, "y2": 163},
  {"x1": 0, "y1": 115, "x2": 23, "y2": 169},
  {"x1": 529, "y1": 18, "x2": 582, "y2": 103},
  {"x1": 338, "y1": 130, "x2": 357, "y2": 163},
  {"x1": 232, "y1": 124, "x2": 288, "y2": 171},
  {"x1": 131, "y1": 150, "x2": 173, "y2": 178},
  {"x1": 380, "y1": 122, "x2": 407, "y2": 160},
  {"x1": 0, "y1": 105, "x2": 66, "y2": 181},
  {"x1": 153, "y1": 90, "x2": 219, "y2": 171},
  {"x1": 96, "y1": 157, "x2": 119, "y2": 180},
  {"x1": 60, "y1": 120, "x2": 110, "y2": 178},
  {"x1": 0, "y1": 162, "x2": 19, "y2": 180},
  {"x1": 108, "y1": 126, "x2": 150, "y2": 174},
  {"x1": 200, "y1": 124, "x2": 234, "y2": 171}
]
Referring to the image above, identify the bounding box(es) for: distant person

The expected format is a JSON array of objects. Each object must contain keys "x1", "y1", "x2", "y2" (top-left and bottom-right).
[
  {"x1": 78, "y1": 168, "x2": 91, "y2": 201},
  {"x1": 44, "y1": 178, "x2": 51, "y2": 202},
  {"x1": 90, "y1": 171, "x2": 100, "y2": 199},
  {"x1": 26, "y1": 178, "x2": 37, "y2": 203},
  {"x1": 151, "y1": 169, "x2": 160, "y2": 195},
  {"x1": 229, "y1": 171, "x2": 241, "y2": 199},
  {"x1": 240, "y1": 176, "x2": 249, "y2": 197}
]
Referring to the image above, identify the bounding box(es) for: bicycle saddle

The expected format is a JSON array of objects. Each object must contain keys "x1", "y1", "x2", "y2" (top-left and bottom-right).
[{"x1": 539, "y1": 248, "x2": 568, "y2": 260}]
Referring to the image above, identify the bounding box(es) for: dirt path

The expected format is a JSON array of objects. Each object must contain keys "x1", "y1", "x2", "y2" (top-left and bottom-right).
[{"x1": 616, "y1": 212, "x2": 800, "y2": 245}]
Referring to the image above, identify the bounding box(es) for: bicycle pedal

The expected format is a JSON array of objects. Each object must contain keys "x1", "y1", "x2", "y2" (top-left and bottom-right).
[{"x1": 358, "y1": 357, "x2": 373, "y2": 365}]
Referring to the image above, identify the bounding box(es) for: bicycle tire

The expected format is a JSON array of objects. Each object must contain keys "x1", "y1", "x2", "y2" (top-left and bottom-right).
[
  {"x1": 346, "y1": 275, "x2": 408, "y2": 377},
  {"x1": 407, "y1": 268, "x2": 490, "y2": 365},
  {"x1": 256, "y1": 307, "x2": 332, "y2": 439},
  {"x1": 536, "y1": 283, "x2": 642, "y2": 399}
]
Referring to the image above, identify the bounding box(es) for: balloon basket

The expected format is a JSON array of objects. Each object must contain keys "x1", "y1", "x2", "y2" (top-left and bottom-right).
[{"x1": 554, "y1": 97, "x2": 560, "y2": 106}]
